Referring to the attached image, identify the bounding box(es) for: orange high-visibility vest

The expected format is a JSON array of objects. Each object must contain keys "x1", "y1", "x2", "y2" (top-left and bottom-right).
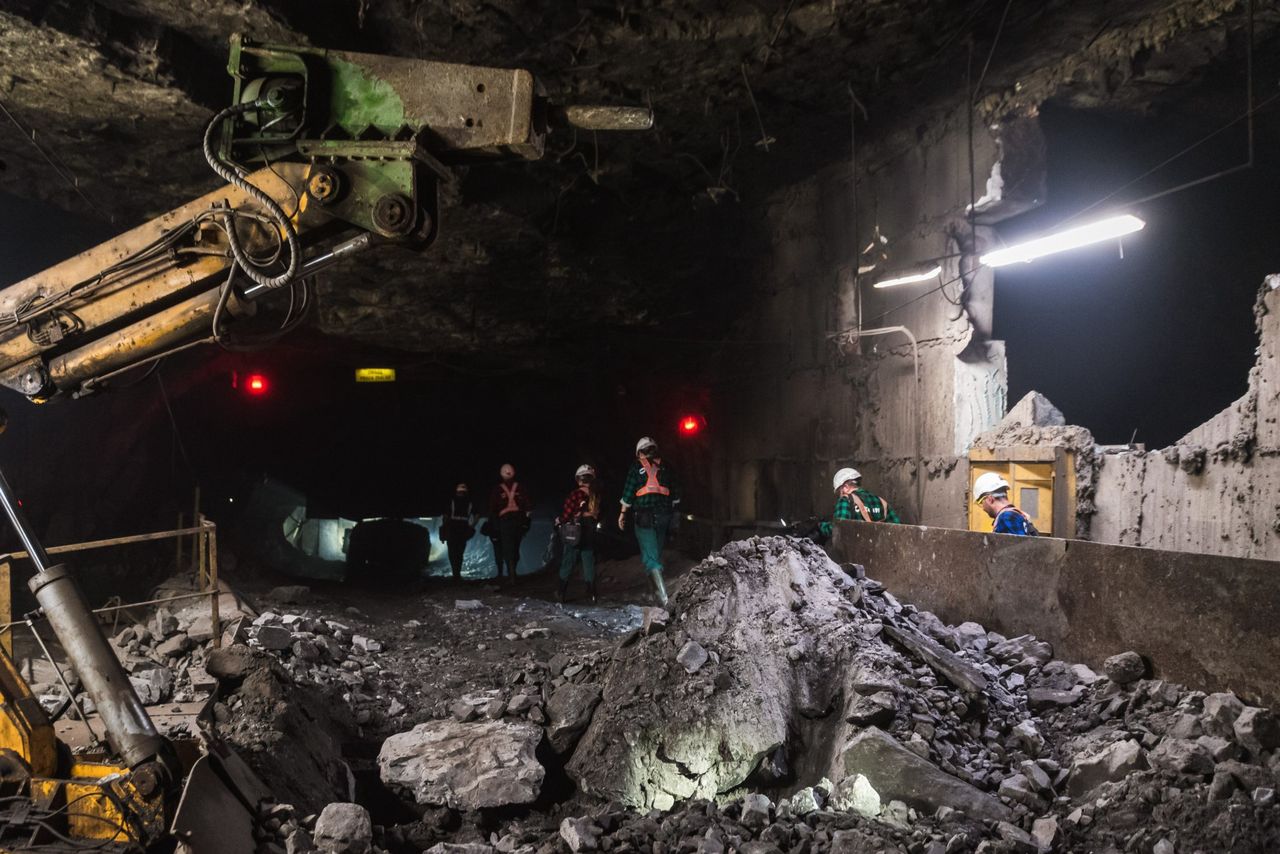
[
  {"x1": 500, "y1": 483, "x2": 522, "y2": 515},
  {"x1": 636, "y1": 461, "x2": 671, "y2": 497}
]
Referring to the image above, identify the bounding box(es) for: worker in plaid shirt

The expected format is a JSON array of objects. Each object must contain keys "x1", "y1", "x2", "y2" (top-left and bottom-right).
[
  {"x1": 820, "y1": 467, "x2": 899, "y2": 538},
  {"x1": 556, "y1": 464, "x2": 601, "y2": 603},
  {"x1": 617, "y1": 437, "x2": 681, "y2": 606}
]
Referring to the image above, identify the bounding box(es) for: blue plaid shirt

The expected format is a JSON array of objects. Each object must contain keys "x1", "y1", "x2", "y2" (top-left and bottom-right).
[{"x1": 993, "y1": 507, "x2": 1037, "y2": 536}]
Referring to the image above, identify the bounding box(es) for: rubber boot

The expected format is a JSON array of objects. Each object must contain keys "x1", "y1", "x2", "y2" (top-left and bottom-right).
[
  {"x1": 586, "y1": 581, "x2": 597, "y2": 604},
  {"x1": 557, "y1": 578, "x2": 569, "y2": 603},
  {"x1": 650, "y1": 571, "x2": 669, "y2": 607}
]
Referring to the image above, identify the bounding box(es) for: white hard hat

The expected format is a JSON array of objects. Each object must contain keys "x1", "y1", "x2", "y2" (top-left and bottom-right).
[
  {"x1": 575, "y1": 464, "x2": 596, "y2": 479},
  {"x1": 635, "y1": 437, "x2": 658, "y2": 454},
  {"x1": 973, "y1": 472, "x2": 1010, "y2": 503},
  {"x1": 832, "y1": 467, "x2": 861, "y2": 492},
  {"x1": 499, "y1": 463, "x2": 515, "y2": 479}
]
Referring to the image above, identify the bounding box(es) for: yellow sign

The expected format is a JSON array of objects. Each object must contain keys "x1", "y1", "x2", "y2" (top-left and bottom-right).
[{"x1": 355, "y1": 368, "x2": 396, "y2": 383}]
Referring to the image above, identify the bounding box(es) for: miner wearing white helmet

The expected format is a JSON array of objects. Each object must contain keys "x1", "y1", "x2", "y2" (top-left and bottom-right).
[
  {"x1": 554, "y1": 464, "x2": 602, "y2": 603},
  {"x1": 820, "y1": 467, "x2": 900, "y2": 539},
  {"x1": 973, "y1": 472, "x2": 1038, "y2": 536},
  {"x1": 618, "y1": 437, "x2": 681, "y2": 606},
  {"x1": 488, "y1": 463, "x2": 533, "y2": 582}
]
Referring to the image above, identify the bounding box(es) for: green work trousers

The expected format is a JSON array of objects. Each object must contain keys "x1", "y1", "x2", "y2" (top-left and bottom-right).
[
  {"x1": 634, "y1": 510, "x2": 671, "y2": 573},
  {"x1": 559, "y1": 544, "x2": 596, "y2": 582}
]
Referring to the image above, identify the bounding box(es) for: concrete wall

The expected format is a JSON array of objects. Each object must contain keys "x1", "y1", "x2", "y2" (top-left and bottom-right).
[
  {"x1": 1087, "y1": 280, "x2": 1280, "y2": 561},
  {"x1": 711, "y1": 106, "x2": 1024, "y2": 529},
  {"x1": 831, "y1": 520, "x2": 1280, "y2": 707}
]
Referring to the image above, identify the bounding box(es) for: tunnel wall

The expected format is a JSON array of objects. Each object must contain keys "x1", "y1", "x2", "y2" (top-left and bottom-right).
[
  {"x1": 711, "y1": 106, "x2": 1020, "y2": 530},
  {"x1": 1086, "y1": 280, "x2": 1280, "y2": 561},
  {"x1": 830, "y1": 520, "x2": 1280, "y2": 706}
]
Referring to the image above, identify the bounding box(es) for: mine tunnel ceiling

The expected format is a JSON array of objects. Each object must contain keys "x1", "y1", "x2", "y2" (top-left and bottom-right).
[{"x1": 0, "y1": 0, "x2": 1270, "y2": 366}]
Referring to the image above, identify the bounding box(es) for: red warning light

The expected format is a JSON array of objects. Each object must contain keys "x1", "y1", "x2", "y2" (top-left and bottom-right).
[
  {"x1": 678, "y1": 414, "x2": 705, "y2": 436},
  {"x1": 244, "y1": 373, "x2": 269, "y2": 396}
]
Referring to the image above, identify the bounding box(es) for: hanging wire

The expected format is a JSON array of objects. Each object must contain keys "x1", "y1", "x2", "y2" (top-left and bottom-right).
[{"x1": 0, "y1": 99, "x2": 113, "y2": 222}]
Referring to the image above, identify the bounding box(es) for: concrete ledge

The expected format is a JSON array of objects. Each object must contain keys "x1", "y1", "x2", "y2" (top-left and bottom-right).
[{"x1": 830, "y1": 522, "x2": 1280, "y2": 706}]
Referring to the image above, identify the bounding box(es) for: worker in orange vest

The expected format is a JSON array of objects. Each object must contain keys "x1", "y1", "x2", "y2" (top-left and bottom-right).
[
  {"x1": 488, "y1": 463, "x2": 533, "y2": 582},
  {"x1": 617, "y1": 437, "x2": 681, "y2": 606}
]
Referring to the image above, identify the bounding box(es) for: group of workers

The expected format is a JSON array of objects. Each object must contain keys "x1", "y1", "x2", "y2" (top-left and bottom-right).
[
  {"x1": 820, "y1": 467, "x2": 1038, "y2": 536},
  {"x1": 437, "y1": 445, "x2": 1033, "y2": 607},
  {"x1": 436, "y1": 436, "x2": 680, "y2": 606}
]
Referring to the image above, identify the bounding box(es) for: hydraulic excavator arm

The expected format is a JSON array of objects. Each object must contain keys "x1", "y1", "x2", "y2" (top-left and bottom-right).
[
  {"x1": 0, "y1": 34, "x2": 650, "y2": 851},
  {"x1": 0, "y1": 34, "x2": 650, "y2": 402}
]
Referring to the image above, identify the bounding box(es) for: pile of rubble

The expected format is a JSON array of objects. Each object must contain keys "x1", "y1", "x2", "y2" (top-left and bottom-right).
[
  {"x1": 62, "y1": 539, "x2": 1280, "y2": 852},
  {"x1": 334, "y1": 536, "x2": 1280, "y2": 853}
]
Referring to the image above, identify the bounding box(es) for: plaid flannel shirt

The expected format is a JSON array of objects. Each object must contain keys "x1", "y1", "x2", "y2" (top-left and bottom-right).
[{"x1": 992, "y1": 507, "x2": 1037, "y2": 536}]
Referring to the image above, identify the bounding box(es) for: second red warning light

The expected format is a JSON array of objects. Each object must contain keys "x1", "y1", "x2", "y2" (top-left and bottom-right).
[{"x1": 678, "y1": 413, "x2": 705, "y2": 437}]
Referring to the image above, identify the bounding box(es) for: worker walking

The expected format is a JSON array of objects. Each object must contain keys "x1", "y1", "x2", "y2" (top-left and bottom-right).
[
  {"x1": 556, "y1": 465, "x2": 600, "y2": 603},
  {"x1": 973, "y1": 472, "x2": 1039, "y2": 536},
  {"x1": 488, "y1": 463, "x2": 533, "y2": 582},
  {"x1": 618, "y1": 437, "x2": 680, "y2": 606},
  {"x1": 441, "y1": 483, "x2": 476, "y2": 580}
]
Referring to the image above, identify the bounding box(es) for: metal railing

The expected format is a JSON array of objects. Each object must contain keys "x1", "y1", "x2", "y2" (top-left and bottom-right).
[{"x1": 0, "y1": 514, "x2": 222, "y2": 660}]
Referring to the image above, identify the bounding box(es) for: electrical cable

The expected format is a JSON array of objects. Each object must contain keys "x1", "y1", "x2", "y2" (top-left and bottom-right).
[
  {"x1": 971, "y1": 0, "x2": 1015, "y2": 101},
  {"x1": 201, "y1": 103, "x2": 301, "y2": 290}
]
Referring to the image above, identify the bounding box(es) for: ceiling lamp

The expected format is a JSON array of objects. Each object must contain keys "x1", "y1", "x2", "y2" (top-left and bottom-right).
[{"x1": 980, "y1": 214, "x2": 1145, "y2": 268}]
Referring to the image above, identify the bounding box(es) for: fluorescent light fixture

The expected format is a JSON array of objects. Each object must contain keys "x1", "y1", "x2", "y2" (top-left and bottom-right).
[
  {"x1": 873, "y1": 265, "x2": 942, "y2": 289},
  {"x1": 980, "y1": 214, "x2": 1145, "y2": 268}
]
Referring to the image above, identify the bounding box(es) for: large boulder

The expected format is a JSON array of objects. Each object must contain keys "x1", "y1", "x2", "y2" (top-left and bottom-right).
[
  {"x1": 567, "y1": 538, "x2": 872, "y2": 809},
  {"x1": 377, "y1": 719, "x2": 545, "y2": 809}
]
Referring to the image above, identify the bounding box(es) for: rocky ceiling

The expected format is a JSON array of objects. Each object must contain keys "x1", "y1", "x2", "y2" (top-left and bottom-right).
[{"x1": 0, "y1": 0, "x2": 1265, "y2": 370}]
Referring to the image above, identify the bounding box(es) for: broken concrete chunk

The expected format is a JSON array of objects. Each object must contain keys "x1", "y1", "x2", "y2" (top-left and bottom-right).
[
  {"x1": 1011, "y1": 719, "x2": 1045, "y2": 756},
  {"x1": 676, "y1": 640, "x2": 708, "y2": 674},
  {"x1": 1026, "y1": 686, "x2": 1084, "y2": 711},
  {"x1": 1102, "y1": 652, "x2": 1145, "y2": 685},
  {"x1": 155, "y1": 632, "x2": 192, "y2": 659},
  {"x1": 829, "y1": 773, "x2": 881, "y2": 818},
  {"x1": 256, "y1": 625, "x2": 293, "y2": 651},
  {"x1": 521, "y1": 627, "x2": 551, "y2": 639},
  {"x1": 351, "y1": 635, "x2": 383, "y2": 654},
  {"x1": 641, "y1": 607, "x2": 670, "y2": 635},
  {"x1": 883, "y1": 624, "x2": 993, "y2": 699},
  {"x1": 1202, "y1": 692, "x2": 1245, "y2": 737},
  {"x1": 312, "y1": 803, "x2": 371, "y2": 854},
  {"x1": 547, "y1": 683, "x2": 602, "y2": 755},
  {"x1": 1031, "y1": 816, "x2": 1059, "y2": 850},
  {"x1": 377, "y1": 719, "x2": 545, "y2": 809},
  {"x1": 559, "y1": 817, "x2": 601, "y2": 852},
  {"x1": 1067, "y1": 739, "x2": 1148, "y2": 799},
  {"x1": 845, "y1": 691, "x2": 895, "y2": 726},
  {"x1": 1150, "y1": 738, "x2": 1214, "y2": 776},
  {"x1": 1233, "y1": 706, "x2": 1280, "y2": 755},
  {"x1": 739, "y1": 792, "x2": 772, "y2": 827},
  {"x1": 953, "y1": 621, "x2": 989, "y2": 652},
  {"x1": 839, "y1": 727, "x2": 1012, "y2": 823},
  {"x1": 790, "y1": 787, "x2": 820, "y2": 815},
  {"x1": 989, "y1": 635, "x2": 1052, "y2": 666}
]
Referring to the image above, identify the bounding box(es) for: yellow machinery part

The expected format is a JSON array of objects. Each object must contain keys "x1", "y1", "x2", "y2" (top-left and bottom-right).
[{"x1": 0, "y1": 646, "x2": 56, "y2": 778}]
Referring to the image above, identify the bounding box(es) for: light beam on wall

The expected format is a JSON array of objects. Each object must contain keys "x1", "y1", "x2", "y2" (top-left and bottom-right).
[
  {"x1": 873, "y1": 265, "x2": 943, "y2": 289},
  {"x1": 979, "y1": 214, "x2": 1145, "y2": 268}
]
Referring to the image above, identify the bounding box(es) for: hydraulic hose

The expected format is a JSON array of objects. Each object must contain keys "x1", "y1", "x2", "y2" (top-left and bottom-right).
[{"x1": 202, "y1": 103, "x2": 301, "y2": 290}]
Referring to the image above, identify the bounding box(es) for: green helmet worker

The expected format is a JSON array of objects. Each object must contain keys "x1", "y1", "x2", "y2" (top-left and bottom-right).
[
  {"x1": 821, "y1": 467, "x2": 900, "y2": 539},
  {"x1": 618, "y1": 436, "x2": 681, "y2": 607},
  {"x1": 974, "y1": 472, "x2": 1039, "y2": 536}
]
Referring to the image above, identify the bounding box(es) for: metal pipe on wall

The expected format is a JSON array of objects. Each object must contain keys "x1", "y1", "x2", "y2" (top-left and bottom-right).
[{"x1": 831, "y1": 325, "x2": 923, "y2": 522}]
